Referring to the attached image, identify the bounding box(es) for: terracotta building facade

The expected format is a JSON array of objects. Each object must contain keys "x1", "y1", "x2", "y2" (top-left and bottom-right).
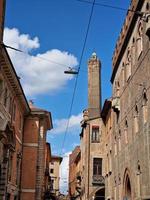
[
  {"x1": 69, "y1": 146, "x2": 81, "y2": 200},
  {"x1": 20, "y1": 102, "x2": 53, "y2": 200},
  {"x1": 0, "y1": 46, "x2": 53, "y2": 200},
  {"x1": 0, "y1": 2, "x2": 54, "y2": 199},
  {"x1": 111, "y1": 0, "x2": 150, "y2": 199}
]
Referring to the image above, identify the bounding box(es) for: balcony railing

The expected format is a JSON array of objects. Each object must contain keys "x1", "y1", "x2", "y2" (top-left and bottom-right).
[{"x1": 92, "y1": 175, "x2": 105, "y2": 185}]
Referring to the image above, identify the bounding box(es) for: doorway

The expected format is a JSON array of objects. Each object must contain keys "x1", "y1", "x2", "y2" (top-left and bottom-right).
[{"x1": 94, "y1": 188, "x2": 105, "y2": 200}]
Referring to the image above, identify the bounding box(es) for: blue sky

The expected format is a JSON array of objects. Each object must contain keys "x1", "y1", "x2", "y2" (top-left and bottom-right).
[{"x1": 4, "y1": 0, "x2": 130, "y2": 193}]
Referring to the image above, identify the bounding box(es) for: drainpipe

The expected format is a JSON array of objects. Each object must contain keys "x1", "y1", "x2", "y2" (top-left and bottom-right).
[{"x1": 19, "y1": 112, "x2": 29, "y2": 199}]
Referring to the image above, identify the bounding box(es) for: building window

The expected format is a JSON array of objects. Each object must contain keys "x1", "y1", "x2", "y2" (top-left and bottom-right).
[
  {"x1": 143, "y1": 92, "x2": 148, "y2": 124},
  {"x1": 124, "y1": 119, "x2": 128, "y2": 144},
  {"x1": 114, "y1": 136, "x2": 117, "y2": 156},
  {"x1": 4, "y1": 88, "x2": 8, "y2": 107},
  {"x1": 134, "y1": 105, "x2": 139, "y2": 133},
  {"x1": 0, "y1": 79, "x2": 3, "y2": 99},
  {"x1": 106, "y1": 153, "x2": 109, "y2": 175},
  {"x1": 8, "y1": 154, "x2": 13, "y2": 181},
  {"x1": 9, "y1": 97, "x2": 12, "y2": 114},
  {"x1": 116, "y1": 81, "x2": 120, "y2": 97},
  {"x1": 122, "y1": 62, "x2": 125, "y2": 87},
  {"x1": 12, "y1": 104, "x2": 16, "y2": 121},
  {"x1": 50, "y1": 168, "x2": 54, "y2": 174},
  {"x1": 132, "y1": 37, "x2": 136, "y2": 66},
  {"x1": 126, "y1": 47, "x2": 131, "y2": 81},
  {"x1": 118, "y1": 130, "x2": 121, "y2": 152},
  {"x1": 146, "y1": 2, "x2": 149, "y2": 11},
  {"x1": 19, "y1": 114, "x2": 22, "y2": 131},
  {"x1": 93, "y1": 158, "x2": 102, "y2": 176},
  {"x1": 137, "y1": 21, "x2": 143, "y2": 58},
  {"x1": 91, "y1": 126, "x2": 99, "y2": 143},
  {"x1": 16, "y1": 158, "x2": 20, "y2": 185}
]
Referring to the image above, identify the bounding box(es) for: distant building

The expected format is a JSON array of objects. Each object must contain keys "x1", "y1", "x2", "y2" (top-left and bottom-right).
[
  {"x1": 68, "y1": 146, "x2": 81, "y2": 200},
  {"x1": 49, "y1": 155, "x2": 62, "y2": 198}
]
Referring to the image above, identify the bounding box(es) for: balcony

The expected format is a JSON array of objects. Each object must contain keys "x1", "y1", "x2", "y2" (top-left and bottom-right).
[
  {"x1": 112, "y1": 97, "x2": 120, "y2": 112},
  {"x1": 92, "y1": 175, "x2": 105, "y2": 186}
]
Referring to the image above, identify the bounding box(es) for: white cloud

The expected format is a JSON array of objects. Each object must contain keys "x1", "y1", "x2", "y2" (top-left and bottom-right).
[
  {"x1": 60, "y1": 152, "x2": 71, "y2": 194},
  {"x1": 3, "y1": 27, "x2": 78, "y2": 96},
  {"x1": 51, "y1": 113, "x2": 82, "y2": 134}
]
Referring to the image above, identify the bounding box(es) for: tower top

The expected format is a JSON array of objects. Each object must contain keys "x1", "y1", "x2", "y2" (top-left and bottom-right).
[{"x1": 91, "y1": 52, "x2": 97, "y2": 60}]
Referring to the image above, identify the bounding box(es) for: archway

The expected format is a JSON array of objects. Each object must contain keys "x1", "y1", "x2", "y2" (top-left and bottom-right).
[
  {"x1": 125, "y1": 175, "x2": 131, "y2": 199},
  {"x1": 94, "y1": 188, "x2": 105, "y2": 200},
  {"x1": 123, "y1": 170, "x2": 132, "y2": 200}
]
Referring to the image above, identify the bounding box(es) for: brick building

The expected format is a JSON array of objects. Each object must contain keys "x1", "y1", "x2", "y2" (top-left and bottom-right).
[
  {"x1": 111, "y1": 0, "x2": 150, "y2": 199},
  {"x1": 0, "y1": 45, "x2": 30, "y2": 200},
  {"x1": 0, "y1": 1, "x2": 54, "y2": 199},
  {"x1": 68, "y1": 146, "x2": 81, "y2": 200},
  {"x1": 21, "y1": 102, "x2": 52, "y2": 200},
  {"x1": 0, "y1": 47, "x2": 53, "y2": 200}
]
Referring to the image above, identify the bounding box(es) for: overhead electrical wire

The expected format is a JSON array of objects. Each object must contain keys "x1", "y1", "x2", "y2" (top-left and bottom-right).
[
  {"x1": 2, "y1": 43, "x2": 87, "y2": 73},
  {"x1": 60, "y1": 0, "x2": 96, "y2": 155},
  {"x1": 77, "y1": 0, "x2": 147, "y2": 15},
  {"x1": 2, "y1": 43, "x2": 75, "y2": 68}
]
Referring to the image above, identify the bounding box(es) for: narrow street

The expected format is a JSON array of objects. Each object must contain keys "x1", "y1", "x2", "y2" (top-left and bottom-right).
[{"x1": 0, "y1": 0, "x2": 150, "y2": 200}]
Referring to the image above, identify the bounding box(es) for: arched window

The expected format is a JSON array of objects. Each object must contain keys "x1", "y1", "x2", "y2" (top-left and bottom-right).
[
  {"x1": 122, "y1": 62, "x2": 125, "y2": 87},
  {"x1": 0, "y1": 79, "x2": 3, "y2": 100},
  {"x1": 124, "y1": 119, "x2": 128, "y2": 144},
  {"x1": 137, "y1": 160, "x2": 141, "y2": 197},
  {"x1": 137, "y1": 21, "x2": 143, "y2": 58},
  {"x1": 132, "y1": 37, "x2": 136, "y2": 66},
  {"x1": 146, "y1": 2, "x2": 149, "y2": 11},
  {"x1": 114, "y1": 136, "x2": 117, "y2": 156},
  {"x1": 142, "y1": 91, "x2": 148, "y2": 124},
  {"x1": 109, "y1": 150, "x2": 112, "y2": 173},
  {"x1": 4, "y1": 88, "x2": 8, "y2": 107},
  {"x1": 118, "y1": 130, "x2": 121, "y2": 152},
  {"x1": 118, "y1": 173, "x2": 121, "y2": 199},
  {"x1": 91, "y1": 126, "x2": 99, "y2": 143},
  {"x1": 116, "y1": 81, "x2": 120, "y2": 97},
  {"x1": 126, "y1": 47, "x2": 132, "y2": 81},
  {"x1": 134, "y1": 105, "x2": 139, "y2": 133}
]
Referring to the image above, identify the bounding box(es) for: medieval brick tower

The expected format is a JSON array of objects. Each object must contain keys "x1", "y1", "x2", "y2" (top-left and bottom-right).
[{"x1": 88, "y1": 52, "x2": 101, "y2": 119}]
